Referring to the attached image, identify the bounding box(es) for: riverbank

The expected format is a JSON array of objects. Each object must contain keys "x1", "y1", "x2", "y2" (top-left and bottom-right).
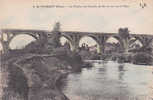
[{"x1": 1, "y1": 53, "x2": 82, "y2": 100}]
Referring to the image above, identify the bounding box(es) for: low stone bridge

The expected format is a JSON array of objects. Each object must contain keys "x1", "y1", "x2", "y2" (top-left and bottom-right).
[{"x1": 0, "y1": 29, "x2": 153, "y2": 54}]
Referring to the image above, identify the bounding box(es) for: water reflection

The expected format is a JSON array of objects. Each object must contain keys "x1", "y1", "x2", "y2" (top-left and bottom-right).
[
  {"x1": 62, "y1": 61, "x2": 153, "y2": 100},
  {"x1": 118, "y1": 64, "x2": 126, "y2": 81}
]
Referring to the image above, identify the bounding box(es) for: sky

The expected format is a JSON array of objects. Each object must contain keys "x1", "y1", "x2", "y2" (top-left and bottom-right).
[{"x1": 0, "y1": 0, "x2": 153, "y2": 50}]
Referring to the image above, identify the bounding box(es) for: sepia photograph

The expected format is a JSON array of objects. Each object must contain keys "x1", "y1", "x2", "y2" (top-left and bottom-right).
[{"x1": 0, "y1": 0, "x2": 153, "y2": 100}]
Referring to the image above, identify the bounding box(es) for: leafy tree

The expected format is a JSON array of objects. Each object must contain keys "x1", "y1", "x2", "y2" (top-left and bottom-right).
[
  {"x1": 52, "y1": 22, "x2": 61, "y2": 32},
  {"x1": 51, "y1": 22, "x2": 62, "y2": 48},
  {"x1": 118, "y1": 28, "x2": 129, "y2": 39},
  {"x1": 118, "y1": 28, "x2": 130, "y2": 53}
]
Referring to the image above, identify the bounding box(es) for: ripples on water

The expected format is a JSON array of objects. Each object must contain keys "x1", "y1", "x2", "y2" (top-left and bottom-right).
[{"x1": 62, "y1": 61, "x2": 153, "y2": 100}]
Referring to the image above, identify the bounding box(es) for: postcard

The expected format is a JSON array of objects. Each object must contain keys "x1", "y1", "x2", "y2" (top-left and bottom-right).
[{"x1": 0, "y1": 0, "x2": 153, "y2": 100}]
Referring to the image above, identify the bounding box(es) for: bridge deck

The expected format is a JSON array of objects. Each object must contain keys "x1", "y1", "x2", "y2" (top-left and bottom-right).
[{"x1": 1, "y1": 29, "x2": 153, "y2": 37}]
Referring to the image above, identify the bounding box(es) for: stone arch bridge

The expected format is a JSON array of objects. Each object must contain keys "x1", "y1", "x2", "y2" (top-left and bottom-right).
[
  {"x1": 0, "y1": 29, "x2": 48, "y2": 53},
  {"x1": 61, "y1": 31, "x2": 153, "y2": 53},
  {"x1": 0, "y1": 29, "x2": 153, "y2": 54}
]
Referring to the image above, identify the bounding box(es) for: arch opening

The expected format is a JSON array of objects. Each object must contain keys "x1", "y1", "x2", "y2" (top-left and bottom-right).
[
  {"x1": 59, "y1": 36, "x2": 73, "y2": 51},
  {"x1": 129, "y1": 37, "x2": 143, "y2": 50},
  {"x1": 9, "y1": 34, "x2": 36, "y2": 50},
  {"x1": 79, "y1": 36, "x2": 100, "y2": 53},
  {"x1": 105, "y1": 36, "x2": 121, "y2": 53}
]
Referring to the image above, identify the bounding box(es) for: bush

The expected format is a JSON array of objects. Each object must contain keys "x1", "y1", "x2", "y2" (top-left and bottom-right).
[{"x1": 133, "y1": 52, "x2": 153, "y2": 65}]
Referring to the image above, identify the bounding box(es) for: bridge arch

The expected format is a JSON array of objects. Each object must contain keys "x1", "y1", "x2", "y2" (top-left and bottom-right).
[
  {"x1": 9, "y1": 34, "x2": 36, "y2": 50},
  {"x1": 59, "y1": 36, "x2": 74, "y2": 51},
  {"x1": 131, "y1": 36, "x2": 145, "y2": 46},
  {"x1": 78, "y1": 35, "x2": 101, "y2": 53},
  {"x1": 105, "y1": 36, "x2": 122, "y2": 53},
  {"x1": 105, "y1": 36, "x2": 125, "y2": 52},
  {"x1": 106, "y1": 36, "x2": 121, "y2": 44},
  {"x1": 0, "y1": 31, "x2": 44, "y2": 53},
  {"x1": 106, "y1": 36, "x2": 123, "y2": 44},
  {"x1": 129, "y1": 37, "x2": 143, "y2": 49}
]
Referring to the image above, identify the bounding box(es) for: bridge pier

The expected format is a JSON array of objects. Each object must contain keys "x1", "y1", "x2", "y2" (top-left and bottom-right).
[
  {"x1": 71, "y1": 42, "x2": 79, "y2": 52},
  {"x1": 0, "y1": 32, "x2": 10, "y2": 54},
  {"x1": 2, "y1": 42, "x2": 10, "y2": 54}
]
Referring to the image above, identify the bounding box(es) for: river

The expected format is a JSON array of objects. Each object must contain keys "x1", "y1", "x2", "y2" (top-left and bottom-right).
[{"x1": 61, "y1": 60, "x2": 153, "y2": 100}]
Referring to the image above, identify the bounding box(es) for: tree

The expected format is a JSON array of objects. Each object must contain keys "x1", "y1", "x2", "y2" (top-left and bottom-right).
[
  {"x1": 51, "y1": 22, "x2": 62, "y2": 48},
  {"x1": 118, "y1": 28, "x2": 130, "y2": 53},
  {"x1": 52, "y1": 22, "x2": 61, "y2": 32},
  {"x1": 118, "y1": 28, "x2": 129, "y2": 39}
]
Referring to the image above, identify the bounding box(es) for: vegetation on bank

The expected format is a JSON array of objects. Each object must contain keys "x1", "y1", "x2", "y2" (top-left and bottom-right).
[
  {"x1": 1, "y1": 45, "x2": 83, "y2": 100},
  {"x1": 1, "y1": 23, "x2": 153, "y2": 100},
  {"x1": 1, "y1": 22, "x2": 84, "y2": 100}
]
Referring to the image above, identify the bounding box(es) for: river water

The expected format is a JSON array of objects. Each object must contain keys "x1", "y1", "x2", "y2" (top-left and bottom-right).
[{"x1": 61, "y1": 61, "x2": 153, "y2": 100}]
